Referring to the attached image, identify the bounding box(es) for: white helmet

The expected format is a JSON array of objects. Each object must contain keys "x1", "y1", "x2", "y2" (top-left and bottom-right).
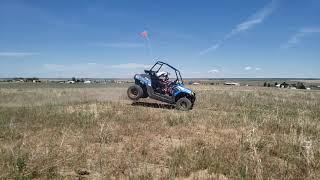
[{"x1": 156, "y1": 71, "x2": 168, "y2": 77}]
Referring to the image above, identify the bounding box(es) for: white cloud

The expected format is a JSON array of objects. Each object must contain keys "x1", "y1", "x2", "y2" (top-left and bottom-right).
[
  {"x1": 43, "y1": 63, "x2": 99, "y2": 72},
  {"x1": 111, "y1": 63, "x2": 151, "y2": 69},
  {"x1": 0, "y1": 52, "x2": 38, "y2": 57},
  {"x1": 92, "y1": 42, "x2": 144, "y2": 48},
  {"x1": 43, "y1": 63, "x2": 113, "y2": 78},
  {"x1": 42, "y1": 62, "x2": 151, "y2": 78},
  {"x1": 208, "y1": 69, "x2": 220, "y2": 73},
  {"x1": 229, "y1": 0, "x2": 277, "y2": 37},
  {"x1": 301, "y1": 27, "x2": 320, "y2": 33},
  {"x1": 44, "y1": 62, "x2": 151, "y2": 71},
  {"x1": 244, "y1": 66, "x2": 262, "y2": 71},
  {"x1": 199, "y1": 44, "x2": 220, "y2": 55},
  {"x1": 200, "y1": 0, "x2": 277, "y2": 55},
  {"x1": 244, "y1": 66, "x2": 252, "y2": 70},
  {"x1": 282, "y1": 26, "x2": 320, "y2": 48}
]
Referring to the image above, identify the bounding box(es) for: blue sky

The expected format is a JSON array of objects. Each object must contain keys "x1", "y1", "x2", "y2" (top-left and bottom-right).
[{"x1": 0, "y1": 0, "x2": 319, "y2": 78}]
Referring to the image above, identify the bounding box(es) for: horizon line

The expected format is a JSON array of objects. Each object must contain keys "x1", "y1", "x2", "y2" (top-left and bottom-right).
[{"x1": 1, "y1": 77, "x2": 320, "y2": 80}]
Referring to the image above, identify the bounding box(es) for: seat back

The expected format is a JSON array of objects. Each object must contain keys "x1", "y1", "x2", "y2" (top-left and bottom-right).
[{"x1": 150, "y1": 73, "x2": 160, "y2": 89}]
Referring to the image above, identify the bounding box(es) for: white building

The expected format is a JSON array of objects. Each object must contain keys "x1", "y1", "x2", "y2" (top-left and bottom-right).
[{"x1": 224, "y1": 82, "x2": 240, "y2": 86}]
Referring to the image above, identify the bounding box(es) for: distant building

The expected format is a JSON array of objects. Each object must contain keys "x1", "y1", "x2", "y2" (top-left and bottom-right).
[
  {"x1": 224, "y1": 82, "x2": 240, "y2": 86},
  {"x1": 32, "y1": 80, "x2": 41, "y2": 83},
  {"x1": 280, "y1": 82, "x2": 290, "y2": 88}
]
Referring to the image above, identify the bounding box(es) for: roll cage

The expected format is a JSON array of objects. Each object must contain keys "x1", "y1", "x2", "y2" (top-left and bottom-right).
[{"x1": 145, "y1": 61, "x2": 184, "y2": 84}]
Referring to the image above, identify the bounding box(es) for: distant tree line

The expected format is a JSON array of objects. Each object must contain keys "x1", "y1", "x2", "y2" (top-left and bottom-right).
[
  {"x1": 11, "y1": 77, "x2": 41, "y2": 82},
  {"x1": 263, "y1": 81, "x2": 306, "y2": 89}
]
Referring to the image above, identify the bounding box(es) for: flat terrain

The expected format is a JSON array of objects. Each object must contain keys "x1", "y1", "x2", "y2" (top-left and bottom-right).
[{"x1": 0, "y1": 83, "x2": 320, "y2": 179}]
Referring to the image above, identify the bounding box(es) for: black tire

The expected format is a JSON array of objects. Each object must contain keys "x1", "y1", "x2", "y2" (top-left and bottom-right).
[
  {"x1": 127, "y1": 85, "x2": 143, "y2": 101},
  {"x1": 176, "y1": 97, "x2": 192, "y2": 111}
]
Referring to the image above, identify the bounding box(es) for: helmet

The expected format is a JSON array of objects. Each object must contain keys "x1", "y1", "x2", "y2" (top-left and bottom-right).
[
  {"x1": 156, "y1": 71, "x2": 168, "y2": 77},
  {"x1": 156, "y1": 71, "x2": 169, "y2": 81}
]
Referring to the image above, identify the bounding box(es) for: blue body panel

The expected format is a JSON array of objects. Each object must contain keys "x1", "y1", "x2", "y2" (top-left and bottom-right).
[
  {"x1": 135, "y1": 74, "x2": 151, "y2": 86},
  {"x1": 172, "y1": 84, "x2": 193, "y2": 97},
  {"x1": 135, "y1": 74, "x2": 194, "y2": 99}
]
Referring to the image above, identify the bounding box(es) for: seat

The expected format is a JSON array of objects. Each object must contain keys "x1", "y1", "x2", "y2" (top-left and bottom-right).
[{"x1": 150, "y1": 73, "x2": 165, "y2": 93}]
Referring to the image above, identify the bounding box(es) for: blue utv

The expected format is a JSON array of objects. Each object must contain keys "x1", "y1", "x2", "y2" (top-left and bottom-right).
[{"x1": 127, "y1": 61, "x2": 196, "y2": 110}]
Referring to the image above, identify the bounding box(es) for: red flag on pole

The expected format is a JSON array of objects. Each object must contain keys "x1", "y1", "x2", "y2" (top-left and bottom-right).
[{"x1": 140, "y1": 30, "x2": 148, "y2": 38}]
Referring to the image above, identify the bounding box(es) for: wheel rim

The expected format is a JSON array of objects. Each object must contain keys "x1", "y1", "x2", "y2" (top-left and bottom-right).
[
  {"x1": 180, "y1": 101, "x2": 188, "y2": 109},
  {"x1": 131, "y1": 88, "x2": 138, "y2": 96}
]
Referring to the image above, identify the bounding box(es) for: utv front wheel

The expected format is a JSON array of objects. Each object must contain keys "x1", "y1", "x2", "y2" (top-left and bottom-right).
[
  {"x1": 176, "y1": 97, "x2": 192, "y2": 111},
  {"x1": 127, "y1": 85, "x2": 143, "y2": 100}
]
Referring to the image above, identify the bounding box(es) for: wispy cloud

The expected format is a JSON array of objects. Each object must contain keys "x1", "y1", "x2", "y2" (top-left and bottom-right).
[
  {"x1": 208, "y1": 69, "x2": 220, "y2": 73},
  {"x1": 244, "y1": 66, "x2": 252, "y2": 70},
  {"x1": 228, "y1": 0, "x2": 277, "y2": 37},
  {"x1": 199, "y1": 44, "x2": 220, "y2": 55},
  {"x1": 44, "y1": 62, "x2": 151, "y2": 71},
  {"x1": 244, "y1": 66, "x2": 261, "y2": 71},
  {"x1": 111, "y1": 63, "x2": 151, "y2": 69},
  {"x1": 282, "y1": 27, "x2": 320, "y2": 48},
  {"x1": 43, "y1": 63, "x2": 115, "y2": 78},
  {"x1": 92, "y1": 42, "x2": 144, "y2": 48},
  {"x1": 200, "y1": 0, "x2": 278, "y2": 55},
  {"x1": 301, "y1": 27, "x2": 320, "y2": 33},
  {"x1": 42, "y1": 62, "x2": 151, "y2": 77},
  {"x1": 0, "y1": 52, "x2": 38, "y2": 57}
]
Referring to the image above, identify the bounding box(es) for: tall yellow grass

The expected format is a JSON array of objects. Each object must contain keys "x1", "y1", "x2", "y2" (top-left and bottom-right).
[{"x1": 0, "y1": 83, "x2": 319, "y2": 179}]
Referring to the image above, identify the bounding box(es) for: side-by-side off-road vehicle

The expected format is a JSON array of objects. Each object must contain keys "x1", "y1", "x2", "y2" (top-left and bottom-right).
[{"x1": 127, "y1": 61, "x2": 196, "y2": 110}]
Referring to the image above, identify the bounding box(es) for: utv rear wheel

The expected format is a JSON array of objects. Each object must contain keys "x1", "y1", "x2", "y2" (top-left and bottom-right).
[
  {"x1": 127, "y1": 85, "x2": 143, "y2": 100},
  {"x1": 176, "y1": 97, "x2": 192, "y2": 111}
]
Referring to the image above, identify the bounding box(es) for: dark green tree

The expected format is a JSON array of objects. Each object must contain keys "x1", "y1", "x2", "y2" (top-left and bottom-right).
[
  {"x1": 296, "y1": 82, "x2": 306, "y2": 89},
  {"x1": 263, "y1": 82, "x2": 267, "y2": 87}
]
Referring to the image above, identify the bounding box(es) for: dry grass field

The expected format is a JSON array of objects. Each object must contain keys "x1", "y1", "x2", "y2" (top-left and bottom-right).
[{"x1": 0, "y1": 83, "x2": 319, "y2": 179}]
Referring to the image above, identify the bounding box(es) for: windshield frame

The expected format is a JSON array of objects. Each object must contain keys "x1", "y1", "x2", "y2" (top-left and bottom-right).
[{"x1": 149, "y1": 61, "x2": 184, "y2": 84}]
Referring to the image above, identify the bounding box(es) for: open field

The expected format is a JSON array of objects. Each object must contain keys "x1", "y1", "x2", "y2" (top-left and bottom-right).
[{"x1": 0, "y1": 83, "x2": 320, "y2": 179}]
